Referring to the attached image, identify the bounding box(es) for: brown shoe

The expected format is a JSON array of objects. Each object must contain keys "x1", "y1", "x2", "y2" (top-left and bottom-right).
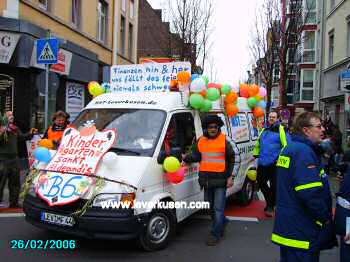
[{"x1": 206, "y1": 234, "x2": 220, "y2": 246}]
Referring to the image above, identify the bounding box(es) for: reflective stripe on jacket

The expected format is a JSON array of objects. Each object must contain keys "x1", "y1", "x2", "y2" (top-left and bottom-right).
[{"x1": 198, "y1": 133, "x2": 226, "y2": 172}]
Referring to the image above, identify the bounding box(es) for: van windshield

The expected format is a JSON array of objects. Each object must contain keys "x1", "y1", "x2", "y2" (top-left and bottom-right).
[{"x1": 71, "y1": 109, "x2": 166, "y2": 156}]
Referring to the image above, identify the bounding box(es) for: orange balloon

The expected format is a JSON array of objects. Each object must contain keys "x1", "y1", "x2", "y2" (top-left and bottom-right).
[
  {"x1": 39, "y1": 139, "x2": 54, "y2": 149},
  {"x1": 240, "y1": 85, "x2": 250, "y2": 98},
  {"x1": 177, "y1": 71, "x2": 191, "y2": 83},
  {"x1": 226, "y1": 103, "x2": 239, "y2": 117},
  {"x1": 249, "y1": 85, "x2": 260, "y2": 97},
  {"x1": 254, "y1": 107, "x2": 265, "y2": 118},
  {"x1": 225, "y1": 91, "x2": 238, "y2": 104}
]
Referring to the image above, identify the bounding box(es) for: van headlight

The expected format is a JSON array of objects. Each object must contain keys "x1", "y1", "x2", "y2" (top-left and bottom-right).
[
  {"x1": 92, "y1": 193, "x2": 135, "y2": 208},
  {"x1": 92, "y1": 194, "x2": 122, "y2": 208}
]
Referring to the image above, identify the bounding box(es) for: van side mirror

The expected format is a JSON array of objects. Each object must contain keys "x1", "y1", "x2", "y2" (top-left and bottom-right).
[{"x1": 157, "y1": 147, "x2": 182, "y2": 164}]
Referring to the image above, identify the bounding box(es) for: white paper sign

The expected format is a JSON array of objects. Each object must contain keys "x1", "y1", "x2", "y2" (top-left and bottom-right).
[
  {"x1": 110, "y1": 62, "x2": 191, "y2": 92},
  {"x1": 36, "y1": 172, "x2": 93, "y2": 206},
  {"x1": 0, "y1": 31, "x2": 20, "y2": 64},
  {"x1": 44, "y1": 127, "x2": 116, "y2": 175},
  {"x1": 66, "y1": 82, "x2": 85, "y2": 122}
]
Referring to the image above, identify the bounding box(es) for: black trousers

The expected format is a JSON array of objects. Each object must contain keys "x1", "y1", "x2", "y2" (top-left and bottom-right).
[
  {"x1": 257, "y1": 164, "x2": 276, "y2": 209},
  {"x1": 0, "y1": 158, "x2": 20, "y2": 207}
]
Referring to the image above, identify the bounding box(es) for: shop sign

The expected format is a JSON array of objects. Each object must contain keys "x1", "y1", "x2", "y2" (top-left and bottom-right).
[{"x1": 0, "y1": 31, "x2": 20, "y2": 64}]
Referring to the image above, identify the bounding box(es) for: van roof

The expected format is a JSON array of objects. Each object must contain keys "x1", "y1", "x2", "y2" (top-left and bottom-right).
[{"x1": 86, "y1": 92, "x2": 251, "y2": 112}]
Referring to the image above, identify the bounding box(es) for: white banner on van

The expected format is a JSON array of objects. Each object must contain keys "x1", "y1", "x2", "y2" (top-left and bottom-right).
[{"x1": 110, "y1": 62, "x2": 191, "y2": 92}]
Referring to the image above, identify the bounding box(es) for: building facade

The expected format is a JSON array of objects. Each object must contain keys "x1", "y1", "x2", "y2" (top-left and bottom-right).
[
  {"x1": 137, "y1": 0, "x2": 196, "y2": 69},
  {"x1": 0, "y1": 0, "x2": 138, "y2": 135},
  {"x1": 320, "y1": 0, "x2": 350, "y2": 136}
]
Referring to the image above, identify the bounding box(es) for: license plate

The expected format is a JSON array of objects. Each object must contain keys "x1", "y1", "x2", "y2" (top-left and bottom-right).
[{"x1": 41, "y1": 212, "x2": 75, "y2": 227}]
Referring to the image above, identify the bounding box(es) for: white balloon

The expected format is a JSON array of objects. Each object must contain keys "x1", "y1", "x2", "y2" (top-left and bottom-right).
[
  {"x1": 236, "y1": 97, "x2": 248, "y2": 109},
  {"x1": 102, "y1": 152, "x2": 118, "y2": 169},
  {"x1": 190, "y1": 78, "x2": 206, "y2": 93}
]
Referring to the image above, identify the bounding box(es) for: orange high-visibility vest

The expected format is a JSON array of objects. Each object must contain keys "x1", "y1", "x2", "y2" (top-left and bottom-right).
[
  {"x1": 198, "y1": 133, "x2": 226, "y2": 172},
  {"x1": 47, "y1": 126, "x2": 64, "y2": 142}
]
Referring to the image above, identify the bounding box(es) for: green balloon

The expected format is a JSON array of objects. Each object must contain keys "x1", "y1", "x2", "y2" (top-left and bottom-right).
[
  {"x1": 202, "y1": 76, "x2": 209, "y2": 86},
  {"x1": 200, "y1": 99, "x2": 213, "y2": 112},
  {"x1": 247, "y1": 97, "x2": 258, "y2": 108},
  {"x1": 190, "y1": 94, "x2": 205, "y2": 109},
  {"x1": 221, "y1": 84, "x2": 232, "y2": 95},
  {"x1": 207, "y1": 88, "x2": 221, "y2": 101},
  {"x1": 163, "y1": 156, "x2": 181, "y2": 173}
]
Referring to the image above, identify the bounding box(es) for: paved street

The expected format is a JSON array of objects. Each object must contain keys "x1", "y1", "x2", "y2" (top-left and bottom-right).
[{"x1": 0, "y1": 200, "x2": 339, "y2": 262}]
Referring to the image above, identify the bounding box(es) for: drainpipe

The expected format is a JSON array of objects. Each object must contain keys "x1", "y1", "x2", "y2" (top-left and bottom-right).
[
  {"x1": 112, "y1": 0, "x2": 119, "y2": 65},
  {"x1": 318, "y1": 0, "x2": 326, "y2": 115}
]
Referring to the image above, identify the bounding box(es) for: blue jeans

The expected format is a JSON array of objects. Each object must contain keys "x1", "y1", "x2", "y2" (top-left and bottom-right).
[
  {"x1": 280, "y1": 247, "x2": 319, "y2": 262},
  {"x1": 204, "y1": 187, "x2": 227, "y2": 238},
  {"x1": 340, "y1": 237, "x2": 350, "y2": 262}
]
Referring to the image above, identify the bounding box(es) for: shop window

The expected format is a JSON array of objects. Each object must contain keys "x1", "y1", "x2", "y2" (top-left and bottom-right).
[
  {"x1": 120, "y1": 16, "x2": 126, "y2": 55},
  {"x1": 39, "y1": 0, "x2": 49, "y2": 11},
  {"x1": 328, "y1": 32, "x2": 334, "y2": 66},
  {"x1": 304, "y1": 0, "x2": 316, "y2": 24},
  {"x1": 302, "y1": 31, "x2": 315, "y2": 63},
  {"x1": 129, "y1": 0, "x2": 135, "y2": 19},
  {"x1": 128, "y1": 23, "x2": 133, "y2": 60},
  {"x1": 122, "y1": 0, "x2": 127, "y2": 13},
  {"x1": 72, "y1": 0, "x2": 81, "y2": 28},
  {"x1": 301, "y1": 69, "x2": 314, "y2": 101},
  {"x1": 97, "y1": 0, "x2": 108, "y2": 43}
]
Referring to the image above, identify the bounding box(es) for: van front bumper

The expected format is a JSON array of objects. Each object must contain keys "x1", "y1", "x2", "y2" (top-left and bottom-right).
[{"x1": 23, "y1": 195, "x2": 150, "y2": 240}]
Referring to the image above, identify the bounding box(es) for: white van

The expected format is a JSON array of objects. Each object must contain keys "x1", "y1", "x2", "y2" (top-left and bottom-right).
[{"x1": 23, "y1": 91, "x2": 258, "y2": 251}]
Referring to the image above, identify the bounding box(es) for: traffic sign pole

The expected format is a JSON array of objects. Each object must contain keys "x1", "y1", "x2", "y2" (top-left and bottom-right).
[{"x1": 45, "y1": 64, "x2": 49, "y2": 129}]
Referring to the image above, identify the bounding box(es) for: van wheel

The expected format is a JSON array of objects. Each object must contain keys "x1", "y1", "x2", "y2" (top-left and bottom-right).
[
  {"x1": 238, "y1": 177, "x2": 255, "y2": 206},
  {"x1": 138, "y1": 208, "x2": 176, "y2": 251}
]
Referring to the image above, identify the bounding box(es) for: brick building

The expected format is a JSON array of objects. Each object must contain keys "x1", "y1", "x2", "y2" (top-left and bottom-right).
[{"x1": 137, "y1": 0, "x2": 195, "y2": 68}]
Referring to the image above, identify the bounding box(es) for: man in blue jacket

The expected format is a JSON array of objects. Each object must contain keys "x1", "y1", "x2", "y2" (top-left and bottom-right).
[
  {"x1": 253, "y1": 111, "x2": 290, "y2": 216},
  {"x1": 335, "y1": 166, "x2": 350, "y2": 261},
  {"x1": 272, "y1": 112, "x2": 337, "y2": 262}
]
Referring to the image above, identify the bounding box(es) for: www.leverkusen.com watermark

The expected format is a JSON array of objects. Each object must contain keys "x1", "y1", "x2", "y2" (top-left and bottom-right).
[{"x1": 100, "y1": 200, "x2": 210, "y2": 210}]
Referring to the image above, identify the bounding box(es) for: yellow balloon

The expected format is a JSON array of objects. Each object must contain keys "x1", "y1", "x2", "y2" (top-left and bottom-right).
[{"x1": 247, "y1": 170, "x2": 257, "y2": 181}]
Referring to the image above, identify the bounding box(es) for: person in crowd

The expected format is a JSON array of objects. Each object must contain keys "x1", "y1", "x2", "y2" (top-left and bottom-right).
[
  {"x1": 272, "y1": 112, "x2": 337, "y2": 262},
  {"x1": 0, "y1": 111, "x2": 37, "y2": 208},
  {"x1": 182, "y1": 114, "x2": 234, "y2": 246},
  {"x1": 335, "y1": 164, "x2": 350, "y2": 262},
  {"x1": 42, "y1": 110, "x2": 70, "y2": 149},
  {"x1": 253, "y1": 111, "x2": 290, "y2": 217}
]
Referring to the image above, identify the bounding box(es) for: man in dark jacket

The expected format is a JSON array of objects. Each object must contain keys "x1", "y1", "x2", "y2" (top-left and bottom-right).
[
  {"x1": 183, "y1": 114, "x2": 234, "y2": 246},
  {"x1": 272, "y1": 112, "x2": 337, "y2": 262},
  {"x1": 253, "y1": 111, "x2": 290, "y2": 216},
  {"x1": 0, "y1": 111, "x2": 35, "y2": 208}
]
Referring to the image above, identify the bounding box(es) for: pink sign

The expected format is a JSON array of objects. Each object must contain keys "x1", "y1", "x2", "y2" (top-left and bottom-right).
[{"x1": 44, "y1": 126, "x2": 116, "y2": 175}]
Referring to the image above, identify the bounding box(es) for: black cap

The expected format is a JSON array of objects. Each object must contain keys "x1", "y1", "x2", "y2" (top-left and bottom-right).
[{"x1": 202, "y1": 114, "x2": 224, "y2": 128}]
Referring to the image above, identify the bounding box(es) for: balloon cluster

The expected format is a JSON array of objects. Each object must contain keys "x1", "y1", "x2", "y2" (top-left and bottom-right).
[
  {"x1": 163, "y1": 156, "x2": 184, "y2": 184},
  {"x1": 175, "y1": 71, "x2": 267, "y2": 118},
  {"x1": 238, "y1": 83, "x2": 267, "y2": 118},
  {"x1": 88, "y1": 81, "x2": 111, "y2": 98}
]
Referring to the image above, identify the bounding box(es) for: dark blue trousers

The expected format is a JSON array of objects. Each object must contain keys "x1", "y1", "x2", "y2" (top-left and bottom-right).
[
  {"x1": 340, "y1": 237, "x2": 350, "y2": 262},
  {"x1": 280, "y1": 247, "x2": 320, "y2": 262}
]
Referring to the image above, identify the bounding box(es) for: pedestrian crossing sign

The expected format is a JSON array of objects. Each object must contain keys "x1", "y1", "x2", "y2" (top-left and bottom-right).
[{"x1": 36, "y1": 38, "x2": 59, "y2": 64}]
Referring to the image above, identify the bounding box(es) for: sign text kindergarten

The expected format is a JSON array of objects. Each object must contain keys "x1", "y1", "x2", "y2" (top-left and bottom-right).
[
  {"x1": 45, "y1": 127, "x2": 116, "y2": 175},
  {"x1": 110, "y1": 62, "x2": 191, "y2": 92}
]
